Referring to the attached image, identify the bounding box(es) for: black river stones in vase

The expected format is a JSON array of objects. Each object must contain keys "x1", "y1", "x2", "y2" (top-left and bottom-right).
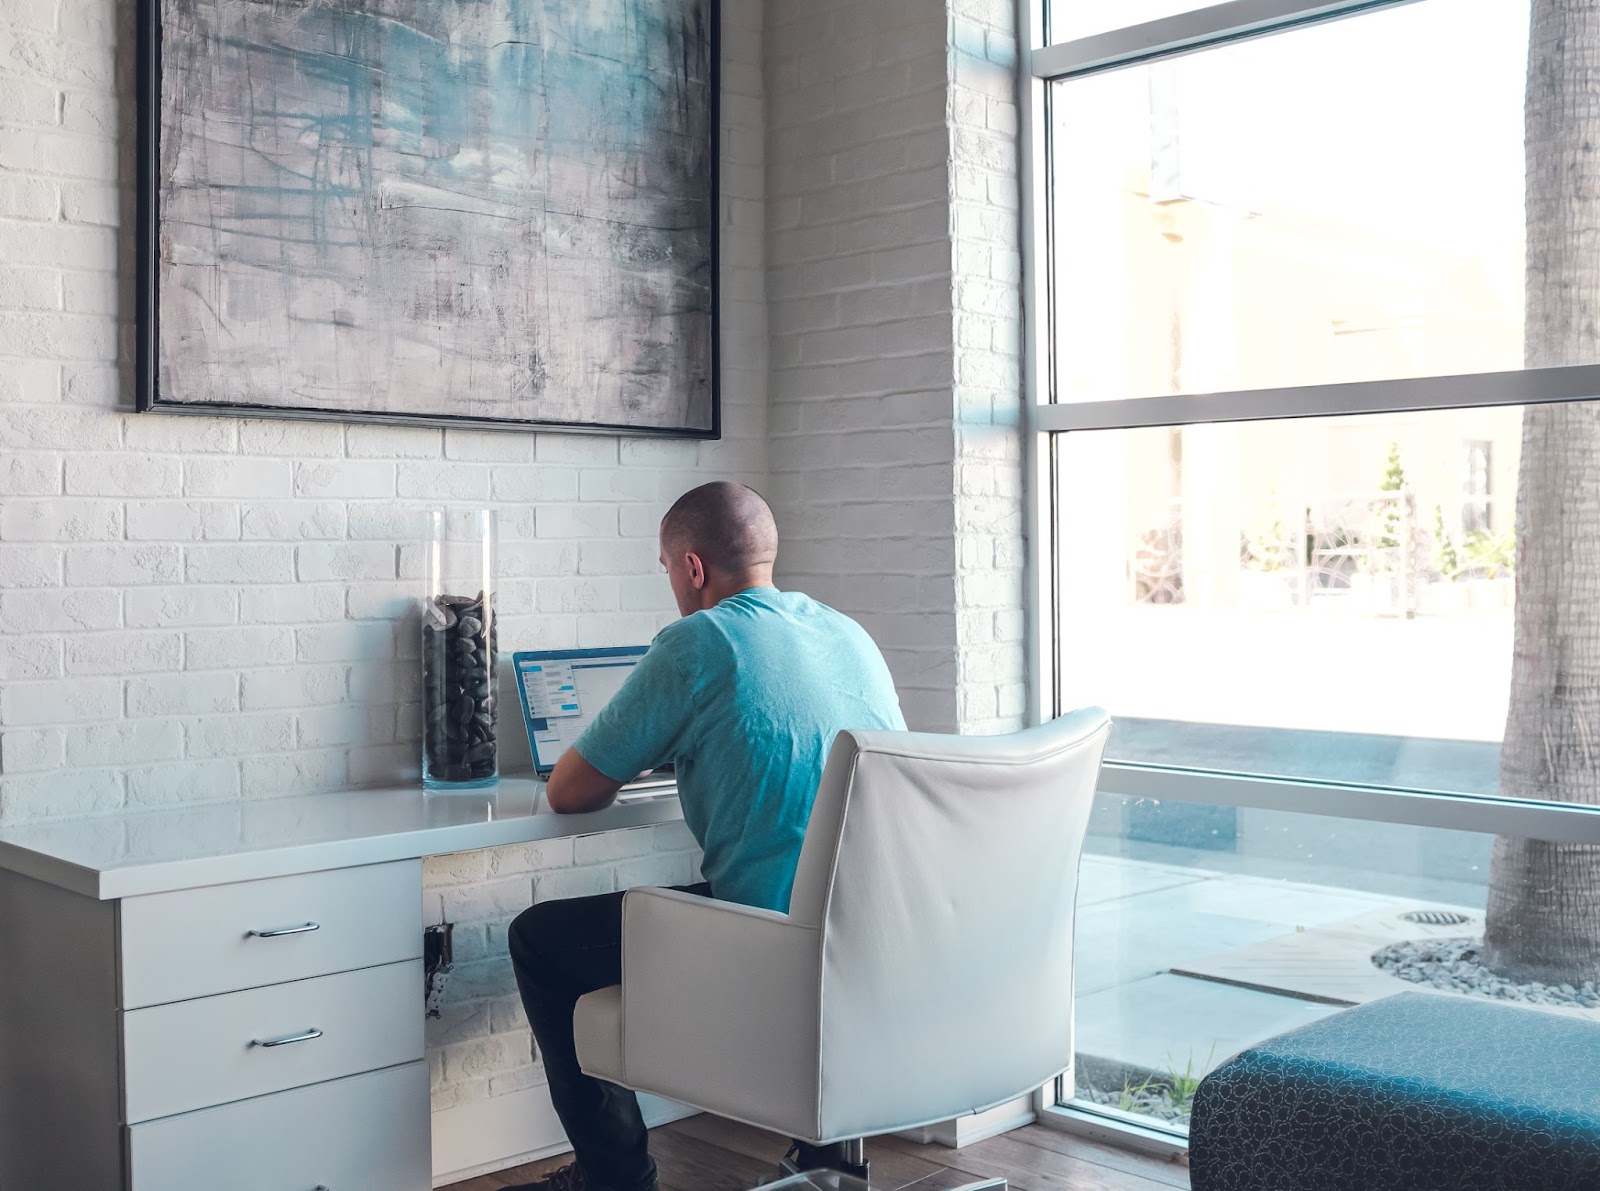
[{"x1": 422, "y1": 591, "x2": 499, "y2": 787}]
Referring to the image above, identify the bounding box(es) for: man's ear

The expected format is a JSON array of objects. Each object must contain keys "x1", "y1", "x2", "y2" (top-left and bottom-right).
[{"x1": 687, "y1": 550, "x2": 706, "y2": 588}]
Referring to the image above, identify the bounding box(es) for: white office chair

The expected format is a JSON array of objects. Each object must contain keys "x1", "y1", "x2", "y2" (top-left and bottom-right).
[{"x1": 572, "y1": 707, "x2": 1111, "y2": 1186}]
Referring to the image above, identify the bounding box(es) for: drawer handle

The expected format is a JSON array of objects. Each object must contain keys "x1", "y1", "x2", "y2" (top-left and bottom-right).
[
  {"x1": 252, "y1": 1027, "x2": 323, "y2": 1048},
  {"x1": 246, "y1": 921, "x2": 321, "y2": 939}
]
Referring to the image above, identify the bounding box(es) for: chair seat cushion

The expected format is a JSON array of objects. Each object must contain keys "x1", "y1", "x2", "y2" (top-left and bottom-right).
[
  {"x1": 1190, "y1": 991, "x2": 1600, "y2": 1191},
  {"x1": 575, "y1": 985, "x2": 625, "y2": 1081}
]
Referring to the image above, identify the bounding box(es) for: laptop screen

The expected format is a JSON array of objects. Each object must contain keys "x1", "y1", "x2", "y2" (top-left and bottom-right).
[{"x1": 513, "y1": 647, "x2": 652, "y2": 776}]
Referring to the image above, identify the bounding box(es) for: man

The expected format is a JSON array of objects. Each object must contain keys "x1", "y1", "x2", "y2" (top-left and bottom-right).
[{"x1": 505, "y1": 481, "x2": 906, "y2": 1191}]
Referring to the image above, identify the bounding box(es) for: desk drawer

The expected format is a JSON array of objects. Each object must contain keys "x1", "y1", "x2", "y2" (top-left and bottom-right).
[
  {"x1": 128, "y1": 1060, "x2": 429, "y2": 1191},
  {"x1": 122, "y1": 959, "x2": 423, "y2": 1123},
  {"x1": 119, "y1": 861, "x2": 422, "y2": 1008}
]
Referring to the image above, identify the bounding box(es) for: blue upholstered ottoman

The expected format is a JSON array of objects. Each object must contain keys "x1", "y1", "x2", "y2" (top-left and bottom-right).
[{"x1": 1189, "y1": 991, "x2": 1600, "y2": 1191}]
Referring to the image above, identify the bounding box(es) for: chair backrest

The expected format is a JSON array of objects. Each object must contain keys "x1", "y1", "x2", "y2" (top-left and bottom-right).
[{"x1": 787, "y1": 707, "x2": 1111, "y2": 1142}]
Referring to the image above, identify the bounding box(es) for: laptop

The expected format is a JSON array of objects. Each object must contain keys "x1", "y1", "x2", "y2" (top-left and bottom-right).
[{"x1": 512, "y1": 647, "x2": 677, "y2": 798}]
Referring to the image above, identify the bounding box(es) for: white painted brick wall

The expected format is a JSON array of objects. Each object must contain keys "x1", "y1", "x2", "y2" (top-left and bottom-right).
[
  {"x1": 2, "y1": 0, "x2": 1028, "y2": 1149},
  {"x1": 0, "y1": 0, "x2": 765, "y2": 811},
  {"x1": 764, "y1": 0, "x2": 1025, "y2": 734},
  {"x1": 765, "y1": 0, "x2": 959, "y2": 733},
  {"x1": 0, "y1": 0, "x2": 763, "y2": 1124},
  {"x1": 424, "y1": 823, "x2": 703, "y2": 1110},
  {"x1": 949, "y1": 0, "x2": 1027, "y2": 734}
]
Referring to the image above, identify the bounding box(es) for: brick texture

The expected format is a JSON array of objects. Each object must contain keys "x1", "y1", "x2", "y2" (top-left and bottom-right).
[
  {"x1": 0, "y1": 0, "x2": 1030, "y2": 1145},
  {"x1": 0, "y1": 0, "x2": 766, "y2": 816},
  {"x1": 0, "y1": 0, "x2": 764, "y2": 1120},
  {"x1": 949, "y1": 2, "x2": 1027, "y2": 734},
  {"x1": 764, "y1": 0, "x2": 1025, "y2": 734}
]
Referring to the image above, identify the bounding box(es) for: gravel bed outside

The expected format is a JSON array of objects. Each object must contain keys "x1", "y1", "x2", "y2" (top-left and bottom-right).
[
  {"x1": 1079, "y1": 1084, "x2": 1193, "y2": 1125},
  {"x1": 1372, "y1": 936, "x2": 1600, "y2": 1009}
]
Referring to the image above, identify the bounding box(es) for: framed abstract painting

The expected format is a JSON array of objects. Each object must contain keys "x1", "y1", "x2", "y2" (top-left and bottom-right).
[{"x1": 136, "y1": 0, "x2": 719, "y2": 437}]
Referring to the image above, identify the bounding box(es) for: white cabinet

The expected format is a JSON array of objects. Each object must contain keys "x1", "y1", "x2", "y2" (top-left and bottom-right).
[
  {"x1": 0, "y1": 859, "x2": 429, "y2": 1190},
  {"x1": 123, "y1": 959, "x2": 424, "y2": 1122},
  {"x1": 127, "y1": 1063, "x2": 430, "y2": 1191},
  {"x1": 0, "y1": 780, "x2": 686, "y2": 1189},
  {"x1": 119, "y1": 861, "x2": 422, "y2": 1007}
]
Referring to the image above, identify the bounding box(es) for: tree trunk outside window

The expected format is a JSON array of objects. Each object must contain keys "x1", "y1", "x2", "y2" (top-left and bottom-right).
[{"x1": 1483, "y1": 0, "x2": 1600, "y2": 983}]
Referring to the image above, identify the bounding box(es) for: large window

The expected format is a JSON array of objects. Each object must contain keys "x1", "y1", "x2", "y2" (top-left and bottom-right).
[{"x1": 1023, "y1": 0, "x2": 1600, "y2": 1144}]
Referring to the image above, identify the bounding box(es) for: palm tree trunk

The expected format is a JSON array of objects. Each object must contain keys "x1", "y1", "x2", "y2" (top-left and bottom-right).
[{"x1": 1483, "y1": 0, "x2": 1600, "y2": 984}]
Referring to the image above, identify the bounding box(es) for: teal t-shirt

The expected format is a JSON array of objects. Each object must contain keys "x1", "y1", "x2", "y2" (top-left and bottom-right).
[{"x1": 574, "y1": 587, "x2": 905, "y2": 912}]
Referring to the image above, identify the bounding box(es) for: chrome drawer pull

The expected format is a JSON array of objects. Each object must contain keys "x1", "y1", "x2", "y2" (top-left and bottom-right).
[
  {"x1": 245, "y1": 921, "x2": 321, "y2": 939},
  {"x1": 252, "y1": 1027, "x2": 323, "y2": 1048}
]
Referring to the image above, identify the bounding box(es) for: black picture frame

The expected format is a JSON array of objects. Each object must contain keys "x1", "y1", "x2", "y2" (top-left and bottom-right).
[{"x1": 135, "y1": 0, "x2": 721, "y2": 440}]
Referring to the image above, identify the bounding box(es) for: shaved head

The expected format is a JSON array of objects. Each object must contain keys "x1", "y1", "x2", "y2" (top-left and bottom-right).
[{"x1": 661, "y1": 482, "x2": 779, "y2": 576}]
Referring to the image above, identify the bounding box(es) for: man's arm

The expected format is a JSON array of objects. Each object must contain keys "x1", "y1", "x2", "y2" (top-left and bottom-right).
[
  {"x1": 551, "y1": 638, "x2": 692, "y2": 814},
  {"x1": 545, "y1": 747, "x2": 625, "y2": 814}
]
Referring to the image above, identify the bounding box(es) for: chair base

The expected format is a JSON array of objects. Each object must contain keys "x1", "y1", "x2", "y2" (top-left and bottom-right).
[
  {"x1": 778, "y1": 1156, "x2": 872, "y2": 1183},
  {"x1": 773, "y1": 1165, "x2": 1006, "y2": 1191},
  {"x1": 781, "y1": 1138, "x2": 870, "y2": 1183},
  {"x1": 776, "y1": 1146, "x2": 1004, "y2": 1191}
]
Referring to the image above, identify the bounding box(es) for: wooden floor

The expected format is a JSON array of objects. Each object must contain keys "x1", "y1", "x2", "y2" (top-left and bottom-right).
[{"x1": 444, "y1": 1115, "x2": 1189, "y2": 1191}]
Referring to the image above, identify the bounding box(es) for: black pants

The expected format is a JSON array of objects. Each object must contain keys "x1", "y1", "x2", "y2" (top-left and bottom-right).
[{"x1": 508, "y1": 883, "x2": 712, "y2": 1191}]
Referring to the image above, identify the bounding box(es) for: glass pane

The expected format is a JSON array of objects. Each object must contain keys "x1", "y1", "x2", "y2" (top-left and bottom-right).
[
  {"x1": 1050, "y1": 406, "x2": 1599, "y2": 799},
  {"x1": 1048, "y1": 0, "x2": 1540, "y2": 403},
  {"x1": 1069, "y1": 792, "x2": 1597, "y2": 1134}
]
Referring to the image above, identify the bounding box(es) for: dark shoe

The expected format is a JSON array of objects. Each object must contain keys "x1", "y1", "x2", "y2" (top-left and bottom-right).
[
  {"x1": 500, "y1": 1164, "x2": 587, "y2": 1191},
  {"x1": 502, "y1": 1162, "x2": 655, "y2": 1191}
]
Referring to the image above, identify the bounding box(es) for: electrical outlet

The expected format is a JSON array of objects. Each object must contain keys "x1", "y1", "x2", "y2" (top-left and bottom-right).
[{"x1": 424, "y1": 922, "x2": 454, "y2": 1017}]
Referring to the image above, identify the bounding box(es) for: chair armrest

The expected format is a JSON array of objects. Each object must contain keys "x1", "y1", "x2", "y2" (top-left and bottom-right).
[
  {"x1": 625, "y1": 885, "x2": 799, "y2": 938},
  {"x1": 616, "y1": 887, "x2": 824, "y2": 1139}
]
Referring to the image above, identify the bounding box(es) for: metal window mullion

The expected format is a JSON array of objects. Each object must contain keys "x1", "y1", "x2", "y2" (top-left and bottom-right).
[
  {"x1": 1035, "y1": 1102, "x2": 1191, "y2": 1157},
  {"x1": 1030, "y1": 0, "x2": 1414, "y2": 79},
  {"x1": 1035, "y1": 364, "x2": 1600, "y2": 433},
  {"x1": 1099, "y1": 764, "x2": 1600, "y2": 843}
]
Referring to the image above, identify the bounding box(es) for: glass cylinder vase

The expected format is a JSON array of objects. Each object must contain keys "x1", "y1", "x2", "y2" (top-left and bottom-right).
[{"x1": 421, "y1": 509, "x2": 499, "y2": 790}]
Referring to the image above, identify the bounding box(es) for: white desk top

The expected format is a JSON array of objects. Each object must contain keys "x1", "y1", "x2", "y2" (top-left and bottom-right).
[{"x1": 0, "y1": 780, "x2": 683, "y2": 901}]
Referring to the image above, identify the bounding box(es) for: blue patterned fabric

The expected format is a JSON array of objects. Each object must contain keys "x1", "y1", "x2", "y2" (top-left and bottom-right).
[{"x1": 1189, "y1": 991, "x2": 1600, "y2": 1190}]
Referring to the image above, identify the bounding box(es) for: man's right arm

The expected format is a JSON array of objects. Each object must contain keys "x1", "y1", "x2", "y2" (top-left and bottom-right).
[
  {"x1": 555, "y1": 636, "x2": 694, "y2": 810},
  {"x1": 545, "y1": 747, "x2": 626, "y2": 814}
]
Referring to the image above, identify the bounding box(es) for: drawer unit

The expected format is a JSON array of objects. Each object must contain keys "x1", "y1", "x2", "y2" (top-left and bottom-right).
[
  {"x1": 121, "y1": 959, "x2": 424, "y2": 1123},
  {"x1": 119, "y1": 861, "x2": 422, "y2": 1008},
  {"x1": 0, "y1": 788, "x2": 685, "y2": 1188},
  {"x1": 127, "y1": 1061, "x2": 430, "y2": 1191}
]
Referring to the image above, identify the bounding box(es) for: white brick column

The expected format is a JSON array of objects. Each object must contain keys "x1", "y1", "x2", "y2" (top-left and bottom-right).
[
  {"x1": 951, "y1": 1, "x2": 1027, "y2": 733},
  {"x1": 765, "y1": 0, "x2": 1025, "y2": 734}
]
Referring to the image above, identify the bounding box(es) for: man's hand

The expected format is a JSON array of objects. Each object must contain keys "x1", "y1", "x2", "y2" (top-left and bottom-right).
[{"x1": 545, "y1": 748, "x2": 625, "y2": 814}]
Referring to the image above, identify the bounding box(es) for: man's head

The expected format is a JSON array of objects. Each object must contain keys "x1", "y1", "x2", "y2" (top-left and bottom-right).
[{"x1": 659, "y1": 481, "x2": 779, "y2": 615}]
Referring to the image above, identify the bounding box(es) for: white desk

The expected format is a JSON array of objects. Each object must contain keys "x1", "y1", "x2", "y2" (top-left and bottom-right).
[{"x1": 0, "y1": 780, "x2": 683, "y2": 1191}]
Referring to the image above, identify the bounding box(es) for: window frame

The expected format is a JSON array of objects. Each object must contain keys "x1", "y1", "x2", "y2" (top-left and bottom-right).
[{"x1": 1019, "y1": 0, "x2": 1600, "y2": 1143}]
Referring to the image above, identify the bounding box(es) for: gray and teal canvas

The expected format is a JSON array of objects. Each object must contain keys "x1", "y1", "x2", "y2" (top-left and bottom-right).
[{"x1": 157, "y1": 0, "x2": 715, "y2": 431}]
